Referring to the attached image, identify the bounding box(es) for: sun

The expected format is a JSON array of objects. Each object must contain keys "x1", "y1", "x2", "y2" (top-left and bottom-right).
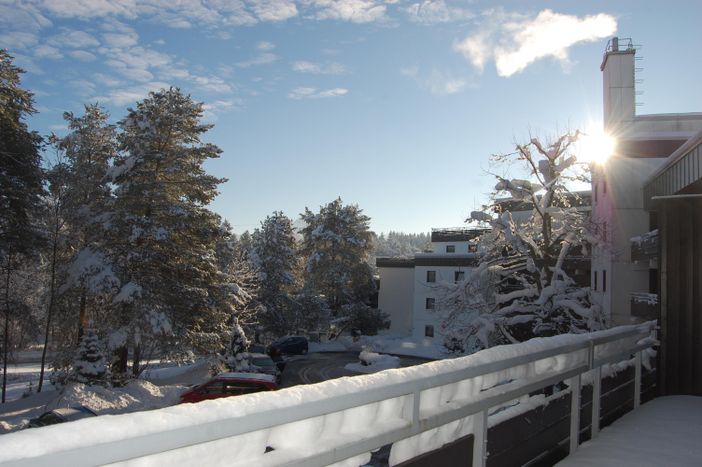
[{"x1": 576, "y1": 127, "x2": 616, "y2": 164}]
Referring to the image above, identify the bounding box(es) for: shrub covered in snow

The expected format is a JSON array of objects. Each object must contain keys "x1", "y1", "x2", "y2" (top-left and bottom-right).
[{"x1": 70, "y1": 329, "x2": 109, "y2": 386}]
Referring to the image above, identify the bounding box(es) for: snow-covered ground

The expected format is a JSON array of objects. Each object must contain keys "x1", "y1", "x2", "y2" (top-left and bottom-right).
[
  {"x1": 0, "y1": 334, "x2": 442, "y2": 435},
  {"x1": 557, "y1": 396, "x2": 702, "y2": 467},
  {"x1": 311, "y1": 334, "x2": 446, "y2": 359}
]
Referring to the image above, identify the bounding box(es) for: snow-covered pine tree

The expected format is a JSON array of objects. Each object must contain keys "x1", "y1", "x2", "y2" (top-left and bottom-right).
[
  {"x1": 438, "y1": 132, "x2": 605, "y2": 351},
  {"x1": 0, "y1": 50, "x2": 45, "y2": 403},
  {"x1": 227, "y1": 316, "x2": 251, "y2": 371},
  {"x1": 55, "y1": 104, "x2": 118, "y2": 339},
  {"x1": 107, "y1": 88, "x2": 227, "y2": 376},
  {"x1": 252, "y1": 211, "x2": 301, "y2": 336},
  {"x1": 70, "y1": 328, "x2": 109, "y2": 386},
  {"x1": 300, "y1": 198, "x2": 377, "y2": 330}
]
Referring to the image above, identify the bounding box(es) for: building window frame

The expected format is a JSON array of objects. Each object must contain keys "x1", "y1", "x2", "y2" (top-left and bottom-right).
[
  {"x1": 603, "y1": 270, "x2": 607, "y2": 293},
  {"x1": 425, "y1": 297, "x2": 435, "y2": 310},
  {"x1": 426, "y1": 270, "x2": 436, "y2": 283},
  {"x1": 454, "y1": 271, "x2": 465, "y2": 282},
  {"x1": 446, "y1": 245, "x2": 455, "y2": 253},
  {"x1": 425, "y1": 325, "x2": 434, "y2": 338}
]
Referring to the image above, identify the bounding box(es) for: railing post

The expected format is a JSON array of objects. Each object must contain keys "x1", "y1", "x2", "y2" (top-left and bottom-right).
[
  {"x1": 568, "y1": 375, "x2": 581, "y2": 453},
  {"x1": 634, "y1": 351, "x2": 642, "y2": 408},
  {"x1": 591, "y1": 366, "x2": 601, "y2": 438},
  {"x1": 472, "y1": 409, "x2": 488, "y2": 467}
]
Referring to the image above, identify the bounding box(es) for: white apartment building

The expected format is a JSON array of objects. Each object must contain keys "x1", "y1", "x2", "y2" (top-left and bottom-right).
[
  {"x1": 592, "y1": 37, "x2": 702, "y2": 326},
  {"x1": 376, "y1": 228, "x2": 483, "y2": 340}
]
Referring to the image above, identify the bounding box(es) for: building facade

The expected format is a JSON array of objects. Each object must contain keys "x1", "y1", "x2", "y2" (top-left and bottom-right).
[
  {"x1": 593, "y1": 37, "x2": 702, "y2": 395},
  {"x1": 376, "y1": 228, "x2": 482, "y2": 341}
]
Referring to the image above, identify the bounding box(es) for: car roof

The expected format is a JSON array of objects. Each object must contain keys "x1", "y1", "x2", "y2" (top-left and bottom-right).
[
  {"x1": 248, "y1": 353, "x2": 271, "y2": 359},
  {"x1": 216, "y1": 372, "x2": 276, "y2": 383},
  {"x1": 52, "y1": 406, "x2": 97, "y2": 419}
]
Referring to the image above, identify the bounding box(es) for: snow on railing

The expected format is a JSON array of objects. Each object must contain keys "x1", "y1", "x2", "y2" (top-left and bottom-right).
[{"x1": 0, "y1": 323, "x2": 657, "y2": 467}]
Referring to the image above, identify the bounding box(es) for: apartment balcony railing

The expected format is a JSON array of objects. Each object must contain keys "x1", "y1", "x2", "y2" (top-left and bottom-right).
[
  {"x1": 0, "y1": 323, "x2": 657, "y2": 467},
  {"x1": 631, "y1": 292, "x2": 660, "y2": 320},
  {"x1": 631, "y1": 229, "x2": 658, "y2": 262}
]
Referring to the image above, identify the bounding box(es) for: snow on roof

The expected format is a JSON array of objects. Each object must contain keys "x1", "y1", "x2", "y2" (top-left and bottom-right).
[{"x1": 216, "y1": 372, "x2": 276, "y2": 383}]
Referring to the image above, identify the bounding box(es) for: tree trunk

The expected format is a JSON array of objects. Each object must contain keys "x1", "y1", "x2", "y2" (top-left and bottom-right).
[
  {"x1": 2, "y1": 259, "x2": 12, "y2": 403},
  {"x1": 39, "y1": 221, "x2": 60, "y2": 393},
  {"x1": 78, "y1": 290, "x2": 87, "y2": 339},
  {"x1": 131, "y1": 343, "x2": 141, "y2": 377},
  {"x1": 112, "y1": 346, "x2": 128, "y2": 384}
]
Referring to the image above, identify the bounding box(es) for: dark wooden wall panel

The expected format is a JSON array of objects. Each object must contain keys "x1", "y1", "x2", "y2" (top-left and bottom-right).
[{"x1": 660, "y1": 198, "x2": 702, "y2": 396}]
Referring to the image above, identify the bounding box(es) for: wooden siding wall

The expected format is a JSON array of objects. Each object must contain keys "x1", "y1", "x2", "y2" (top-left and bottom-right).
[{"x1": 660, "y1": 198, "x2": 702, "y2": 395}]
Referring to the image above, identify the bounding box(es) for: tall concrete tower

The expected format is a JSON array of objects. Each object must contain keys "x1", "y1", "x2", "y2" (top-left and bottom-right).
[{"x1": 601, "y1": 37, "x2": 636, "y2": 136}]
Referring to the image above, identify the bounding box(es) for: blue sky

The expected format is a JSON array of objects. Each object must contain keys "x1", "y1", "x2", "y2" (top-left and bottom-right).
[{"x1": 3, "y1": 0, "x2": 701, "y2": 234}]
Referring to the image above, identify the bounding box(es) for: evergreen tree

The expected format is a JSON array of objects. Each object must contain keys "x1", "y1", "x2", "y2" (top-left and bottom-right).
[
  {"x1": 55, "y1": 105, "x2": 118, "y2": 338},
  {"x1": 70, "y1": 329, "x2": 109, "y2": 386},
  {"x1": 0, "y1": 50, "x2": 45, "y2": 403},
  {"x1": 252, "y1": 211, "x2": 300, "y2": 336},
  {"x1": 300, "y1": 198, "x2": 375, "y2": 322},
  {"x1": 107, "y1": 88, "x2": 227, "y2": 376}
]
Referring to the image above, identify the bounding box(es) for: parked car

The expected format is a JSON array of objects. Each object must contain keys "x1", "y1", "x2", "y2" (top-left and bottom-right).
[
  {"x1": 180, "y1": 372, "x2": 277, "y2": 404},
  {"x1": 267, "y1": 336, "x2": 309, "y2": 356},
  {"x1": 28, "y1": 406, "x2": 97, "y2": 428},
  {"x1": 249, "y1": 353, "x2": 282, "y2": 384}
]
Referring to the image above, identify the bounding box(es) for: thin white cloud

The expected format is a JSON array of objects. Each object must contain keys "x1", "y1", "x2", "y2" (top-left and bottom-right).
[
  {"x1": 292, "y1": 60, "x2": 346, "y2": 75},
  {"x1": 48, "y1": 29, "x2": 101, "y2": 48},
  {"x1": 0, "y1": 32, "x2": 39, "y2": 50},
  {"x1": 34, "y1": 45, "x2": 63, "y2": 60},
  {"x1": 94, "y1": 73, "x2": 123, "y2": 87},
  {"x1": 0, "y1": 2, "x2": 52, "y2": 32},
  {"x1": 250, "y1": 0, "x2": 298, "y2": 22},
  {"x1": 306, "y1": 0, "x2": 387, "y2": 23},
  {"x1": 455, "y1": 9, "x2": 617, "y2": 77},
  {"x1": 193, "y1": 76, "x2": 233, "y2": 94},
  {"x1": 236, "y1": 53, "x2": 279, "y2": 68},
  {"x1": 288, "y1": 86, "x2": 348, "y2": 99},
  {"x1": 93, "y1": 81, "x2": 171, "y2": 106},
  {"x1": 40, "y1": 0, "x2": 138, "y2": 19},
  {"x1": 257, "y1": 41, "x2": 276, "y2": 51},
  {"x1": 102, "y1": 31, "x2": 139, "y2": 48},
  {"x1": 405, "y1": 1, "x2": 473, "y2": 24},
  {"x1": 68, "y1": 50, "x2": 97, "y2": 61},
  {"x1": 401, "y1": 66, "x2": 467, "y2": 95}
]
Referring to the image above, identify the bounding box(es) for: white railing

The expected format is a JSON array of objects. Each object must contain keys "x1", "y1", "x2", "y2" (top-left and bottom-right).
[{"x1": 0, "y1": 322, "x2": 657, "y2": 467}]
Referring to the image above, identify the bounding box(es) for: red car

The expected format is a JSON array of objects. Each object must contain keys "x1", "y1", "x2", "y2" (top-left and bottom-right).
[{"x1": 180, "y1": 372, "x2": 278, "y2": 403}]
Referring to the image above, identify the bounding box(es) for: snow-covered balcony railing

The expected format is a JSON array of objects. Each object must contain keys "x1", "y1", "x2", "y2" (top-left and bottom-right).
[
  {"x1": 0, "y1": 322, "x2": 657, "y2": 467},
  {"x1": 630, "y1": 229, "x2": 658, "y2": 263},
  {"x1": 631, "y1": 293, "x2": 660, "y2": 320}
]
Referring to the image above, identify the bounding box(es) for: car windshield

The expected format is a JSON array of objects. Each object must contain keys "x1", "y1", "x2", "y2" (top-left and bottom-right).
[{"x1": 252, "y1": 357, "x2": 274, "y2": 367}]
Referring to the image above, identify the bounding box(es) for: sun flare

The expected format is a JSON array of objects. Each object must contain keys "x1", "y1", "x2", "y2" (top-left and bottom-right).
[{"x1": 576, "y1": 127, "x2": 616, "y2": 164}]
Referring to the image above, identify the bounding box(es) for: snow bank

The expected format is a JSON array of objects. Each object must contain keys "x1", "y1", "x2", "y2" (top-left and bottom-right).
[
  {"x1": 345, "y1": 351, "x2": 401, "y2": 373},
  {"x1": 0, "y1": 323, "x2": 655, "y2": 467}
]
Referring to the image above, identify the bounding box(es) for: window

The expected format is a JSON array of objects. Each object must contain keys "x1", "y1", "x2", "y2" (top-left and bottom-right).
[
  {"x1": 425, "y1": 325, "x2": 434, "y2": 338},
  {"x1": 593, "y1": 271, "x2": 598, "y2": 291},
  {"x1": 454, "y1": 271, "x2": 465, "y2": 282},
  {"x1": 446, "y1": 245, "x2": 455, "y2": 253},
  {"x1": 426, "y1": 271, "x2": 436, "y2": 283},
  {"x1": 603, "y1": 222, "x2": 607, "y2": 242},
  {"x1": 425, "y1": 297, "x2": 435, "y2": 309},
  {"x1": 594, "y1": 183, "x2": 598, "y2": 203},
  {"x1": 603, "y1": 180, "x2": 607, "y2": 194},
  {"x1": 603, "y1": 270, "x2": 607, "y2": 293},
  {"x1": 468, "y1": 244, "x2": 478, "y2": 253}
]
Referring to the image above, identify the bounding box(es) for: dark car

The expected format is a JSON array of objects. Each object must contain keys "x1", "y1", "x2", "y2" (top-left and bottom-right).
[
  {"x1": 179, "y1": 372, "x2": 277, "y2": 404},
  {"x1": 267, "y1": 336, "x2": 309, "y2": 357},
  {"x1": 29, "y1": 406, "x2": 97, "y2": 428},
  {"x1": 249, "y1": 353, "x2": 282, "y2": 384}
]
